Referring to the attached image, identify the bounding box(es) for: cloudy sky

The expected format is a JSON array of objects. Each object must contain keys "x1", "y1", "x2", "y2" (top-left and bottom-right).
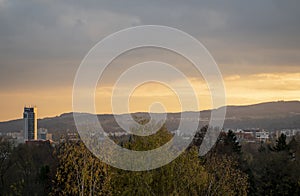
[{"x1": 0, "y1": 0, "x2": 300, "y2": 121}]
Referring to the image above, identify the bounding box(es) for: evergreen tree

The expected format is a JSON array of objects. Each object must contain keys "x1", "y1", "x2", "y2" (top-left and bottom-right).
[
  {"x1": 225, "y1": 130, "x2": 242, "y2": 154},
  {"x1": 215, "y1": 130, "x2": 241, "y2": 157},
  {"x1": 271, "y1": 133, "x2": 288, "y2": 152}
]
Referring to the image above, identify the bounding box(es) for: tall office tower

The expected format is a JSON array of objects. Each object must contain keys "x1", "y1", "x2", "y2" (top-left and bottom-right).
[{"x1": 23, "y1": 106, "x2": 37, "y2": 141}]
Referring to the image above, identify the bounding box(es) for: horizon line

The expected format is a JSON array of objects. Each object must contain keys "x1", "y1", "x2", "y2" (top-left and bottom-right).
[{"x1": 1, "y1": 100, "x2": 299, "y2": 123}]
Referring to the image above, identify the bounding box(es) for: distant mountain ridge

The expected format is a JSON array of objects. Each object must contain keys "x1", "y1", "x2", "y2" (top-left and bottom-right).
[
  {"x1": 1, "y1": 101, "x2": 300, "y2": 137},
  {"x1": 221, "y1": 100, "x2": 300, "y2": 118}
]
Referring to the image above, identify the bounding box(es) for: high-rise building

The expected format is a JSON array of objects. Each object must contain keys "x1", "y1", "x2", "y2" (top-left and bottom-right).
[{"x1": 23, "y1": 106, "x2": 37, "y2": 141}]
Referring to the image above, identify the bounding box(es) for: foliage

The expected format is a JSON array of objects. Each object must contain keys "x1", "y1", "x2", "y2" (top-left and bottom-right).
[
  {"x1": 204, "y1": 154, "x2": 249, "y2": 196},
  {"x1": 0, "y1": 137, "x2": 13, "y2": 194},
  {"x1": 0, "y1": 126, "x2": 300, "y2": 195},
  {"x1": 51, "y1": 140, "x2": 111, "y2": 196},
  {"x1": 110, "y1": 147, "x2": 210, "y2": 196},
  {"x1": 1, "y1": 140, "x2": 56, "y2": 195},
  {"x1": 270, "y1": 133, "x2": 288, "y2": 152},
  {"x1": 245, "y1": 135, "x2": 300, "y2": 195},
  {"x1": 110, "y1": 125, "x2": 249, "y2": 195},
  {"x1": 215, "y1": 130, "x2": 242, "y2": 157}
]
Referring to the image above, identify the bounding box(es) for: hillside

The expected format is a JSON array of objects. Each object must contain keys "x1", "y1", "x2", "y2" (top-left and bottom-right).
[{"x1": 0, "y1": 101, "x2": 300, "y2": 137}]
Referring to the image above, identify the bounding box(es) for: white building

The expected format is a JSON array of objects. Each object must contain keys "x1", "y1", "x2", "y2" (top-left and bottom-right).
[
  {"x1": 38, "y1": 128, "x2": 52, "y2": 140},
  {"x1": 255, "y1": 130, "x2": 269, "y2": 141}
]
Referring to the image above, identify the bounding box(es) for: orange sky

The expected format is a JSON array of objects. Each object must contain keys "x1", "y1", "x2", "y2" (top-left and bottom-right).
[{"x1": 1, "y1": 72, "x2": 299, "y2": 121}]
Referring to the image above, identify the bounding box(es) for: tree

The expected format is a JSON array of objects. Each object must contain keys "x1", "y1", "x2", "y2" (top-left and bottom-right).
[
  {"x1": 252, "y1": 150, "x2": 299, "y2": 195},
  {"x1": 110, "y1": 146, "x2": 209, "y2": 195},
  {"x1": 4, "y1": 142, "x2": 56, "y2": 195},
  {"x1": 51, "y1": 140, "x2": 110, "y2": 195},
  {"x1": 190, "y1": 125, "x2": 208, "y2": 148},
  {"x1": 224, "y1": 130, "x2": 242, "y2": 155},
  {"x1": 204, "y1": 154, "x2": 249, "y2": 196},
  {"x1": 213, "y1": 130, "x2": 242, "y2": 160},
  {"x1": 110, "y1": 124, "x2": 249, "y2": 195},
  {"x1": 271, "y1": 133, "x2": 288, "y2": 152},
  {"x1": 0, "y1": 137, "x2": 13, "y2": 194},
  {"x1": 249, "y1": 136, "x2": 300, "y2": 195}
]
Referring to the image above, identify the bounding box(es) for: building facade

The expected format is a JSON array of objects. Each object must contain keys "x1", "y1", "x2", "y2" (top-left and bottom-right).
[
  {"x1": 23, "y1": 106, "x2": 37, "y2": 141},
  {"x1": 38, "y1": 128, "x2": 53, "y2": 141}
]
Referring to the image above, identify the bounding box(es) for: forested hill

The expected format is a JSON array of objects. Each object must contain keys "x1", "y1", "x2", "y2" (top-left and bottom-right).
[{"x1": 0, "y1": 101, "x2": 300, "y2": 135}]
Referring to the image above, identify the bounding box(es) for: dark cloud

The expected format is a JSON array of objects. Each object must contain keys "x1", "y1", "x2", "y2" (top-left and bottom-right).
[{"x1": 0, "y1": 0, "x2": 300, "y2": 91}]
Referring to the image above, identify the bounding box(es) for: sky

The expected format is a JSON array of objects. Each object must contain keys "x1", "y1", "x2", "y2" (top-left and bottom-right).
[{"x1": 0, "y1": 0, "x2": 300, "y2": 121}]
